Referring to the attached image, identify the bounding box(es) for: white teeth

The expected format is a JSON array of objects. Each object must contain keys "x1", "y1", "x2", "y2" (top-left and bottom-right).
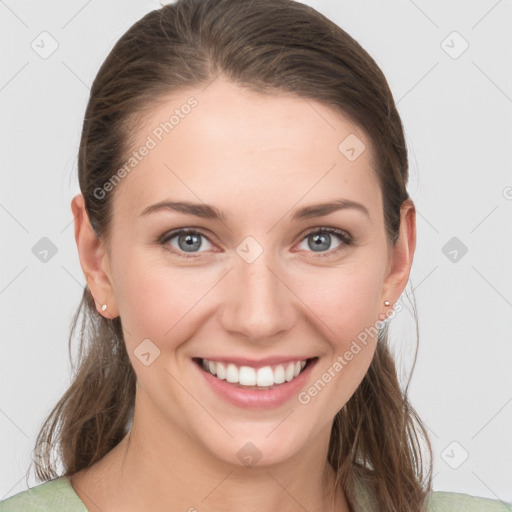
[
  {"x1": 256, "y1": 366, "x2": 274, "y2": 387},
  {"x1": 226, "y1": 363, "x2": 239, "y2": 384},
  {"x1": 199, "y1": 358, "x2": 309, "y2": 387},
  {"x1": 216, "y1": 361, "x2": 226, "y2": 380},
  {"x1": 274, "y1": 365, "x2": 286, "y2": 384},
  {"x1": 239, "y1": 366, "x2": 256, "y2": 385},
  {"x1": 285, "y1": 362, "x2": 295, "y2": 382}
]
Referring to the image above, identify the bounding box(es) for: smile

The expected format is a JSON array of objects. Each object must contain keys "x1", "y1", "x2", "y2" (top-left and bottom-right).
[{"x1": 194, "y1": 357, "x2": 316, "y2": 389}]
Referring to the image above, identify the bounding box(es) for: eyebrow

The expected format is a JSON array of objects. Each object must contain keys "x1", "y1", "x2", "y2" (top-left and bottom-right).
[{"x1": 139, "y1": 198, "x2": 370, "y2": 221}]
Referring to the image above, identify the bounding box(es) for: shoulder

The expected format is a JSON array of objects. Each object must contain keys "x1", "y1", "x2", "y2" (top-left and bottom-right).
[
  {"x1": 426, "y1": 490, "x2": 512, "y2": 511},
  {"x1": 0, "y1": 476, "x2": 87, "y2": 512},
  {"x1": 353, "y1": 477, "x2": 511, "y2": 512}
]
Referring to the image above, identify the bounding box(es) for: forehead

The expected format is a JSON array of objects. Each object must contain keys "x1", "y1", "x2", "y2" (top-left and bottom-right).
[{"x1": 113, "y1": 77, "x2": 381, "y2": 222}]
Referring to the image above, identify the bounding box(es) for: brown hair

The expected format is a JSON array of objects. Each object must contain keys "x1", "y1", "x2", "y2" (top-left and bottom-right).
[{"x1": 31, "y1": 0, "x2": 433, "y2": 510}]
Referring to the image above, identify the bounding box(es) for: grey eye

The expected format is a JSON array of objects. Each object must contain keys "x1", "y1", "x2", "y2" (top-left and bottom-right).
[
  {"x1": 298, "y1": 231, "x2": 344, "y2": 253},
  {"x1": 166, "y1": 231, "x2": 213, "y2": 253}
]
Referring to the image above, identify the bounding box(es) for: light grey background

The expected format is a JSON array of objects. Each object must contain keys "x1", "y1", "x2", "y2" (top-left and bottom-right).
[{"x1": 1, "y1": 0, "x2": 511, "y2": 503}]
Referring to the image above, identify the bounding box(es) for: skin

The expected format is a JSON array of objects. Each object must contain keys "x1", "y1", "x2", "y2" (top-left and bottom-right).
[{"x1": 70, "y1": 76, "x2": 415, "y2": 512}]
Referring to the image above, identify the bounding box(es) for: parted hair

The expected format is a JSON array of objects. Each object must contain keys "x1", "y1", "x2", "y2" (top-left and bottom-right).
[{"x1": 32, "y1": 1, "x2": 433, "y2": 510}]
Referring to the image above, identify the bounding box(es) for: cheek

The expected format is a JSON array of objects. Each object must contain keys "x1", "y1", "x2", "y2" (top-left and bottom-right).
[
  {"x1": 112, "y1": 250, "x2": 382, "y2": 425},
  {"x1": 113, "y1": 253, "x2": 217, "y2": 350},
  {"x1": 113, "y1": 244, "x2": 384, "y2": 359},
  {"x1": 293, "y1": 262, "x2": 384, "y2": 344},
  {"x1": 291, "y1": 268, "x2": 382, "y2": 417}
]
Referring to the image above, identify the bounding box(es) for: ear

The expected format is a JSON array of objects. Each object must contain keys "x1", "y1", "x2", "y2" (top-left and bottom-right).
[
  {"x1": 71, "y1": 193, "x2": 119, "y2": 319},
  {"x1": 379, "y1": 199, "x2": 416, "y2": 321}
]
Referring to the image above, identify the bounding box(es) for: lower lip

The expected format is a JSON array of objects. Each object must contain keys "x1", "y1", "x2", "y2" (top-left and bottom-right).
[{"x1": 193, "y1": 357, "x2": 318, "y2": 409}]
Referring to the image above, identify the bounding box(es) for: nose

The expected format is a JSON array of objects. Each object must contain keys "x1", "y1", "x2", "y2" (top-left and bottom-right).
[{"x1": 219, "y1": 249, "x2": 296, "y2": 342}]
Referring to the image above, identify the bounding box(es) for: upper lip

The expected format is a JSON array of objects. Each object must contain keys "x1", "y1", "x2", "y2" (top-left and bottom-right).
[{"x1": 195, "y1": 356, "x2": 317, "y2": 369}]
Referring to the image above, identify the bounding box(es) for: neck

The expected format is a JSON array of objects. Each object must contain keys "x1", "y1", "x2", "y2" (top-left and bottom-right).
[{"x1": 71, "y1": 395, "x2": 351, "y2": 512}]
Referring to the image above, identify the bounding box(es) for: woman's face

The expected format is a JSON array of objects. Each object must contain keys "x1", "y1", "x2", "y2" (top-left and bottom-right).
[{"x1": 84, "y1": 77, "x2": 413, "y2": 467}]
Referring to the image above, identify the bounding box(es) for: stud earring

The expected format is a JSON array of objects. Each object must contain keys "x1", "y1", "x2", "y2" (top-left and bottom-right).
[
  {"x1": 384, "y1": 300, "x2": 390, "y2": 306},
  {"x1": 101, "y1": 304, "x2": 107, "y2": 311}
]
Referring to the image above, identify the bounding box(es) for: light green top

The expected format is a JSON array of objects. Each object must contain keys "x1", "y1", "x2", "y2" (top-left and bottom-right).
[{"x1": 1, "y1": 475, "x2": 511, "y2": 511}]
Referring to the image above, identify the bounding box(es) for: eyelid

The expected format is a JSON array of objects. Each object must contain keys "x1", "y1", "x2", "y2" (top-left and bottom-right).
[
  {"x1": 159, "y1": 228, "x2": 218, "y2": 255},
  {"x1": 159, "y1": 226, "x2": 353, "y2": 258},
  {"x1": 300, "y1": 225, "x2": 352, "y2": 242},
  {"x1": 294, "y1": 226, "x2": 353, "y2": 258}
]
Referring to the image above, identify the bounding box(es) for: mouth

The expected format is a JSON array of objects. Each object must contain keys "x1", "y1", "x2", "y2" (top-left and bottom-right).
[{"x1": 192, "y1": 356, "x2": 318, "y2": 391}]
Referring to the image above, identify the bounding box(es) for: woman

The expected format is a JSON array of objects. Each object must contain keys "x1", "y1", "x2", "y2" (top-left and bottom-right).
[{"x1": 1, "y1": 0, "x2": 509, "y2": 511}]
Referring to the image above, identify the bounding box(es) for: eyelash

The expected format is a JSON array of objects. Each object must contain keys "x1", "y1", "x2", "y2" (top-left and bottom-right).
[{"x1": 159, "y1": 227, "x2": 353, "y2": 259}]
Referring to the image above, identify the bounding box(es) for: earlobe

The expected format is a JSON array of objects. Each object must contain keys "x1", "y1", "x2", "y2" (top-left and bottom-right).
[
  {"x1": 379, "y1": 199, "x2": 416, "y2": 320},
  {"x1": 71, "y1": 193, "x2": 119, "y2": 319}
]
